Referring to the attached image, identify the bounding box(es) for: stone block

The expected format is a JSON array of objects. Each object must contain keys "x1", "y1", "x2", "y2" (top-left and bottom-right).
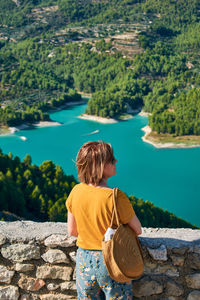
[
  {"x1": 60, "y1": 281, "x2": 76, "y2": 291},
  {"x1": 147, "y1": 244, "x2": 167, "y2": 261},
  {"x1": 36, "y1": 265, "x2": 73, "y2": 281},
  {"x1": 154, "y1": 264, "x2": 179, "y2": 277},
  {"x1": 41, "y1": 249, "x2": 69, "y2": 264},
  {"x1": 165, "y1": 280, "x2": 184, "y2": 296},
  {"x1": 18, "y1": 275, "x2": 46, "y2": 291},
  {"x1": 47, "y1": 283, "x2": 59, "y2": 291},
  {"x1": 159, "y1": 296, "x2": 180, "y2": 300},
  {"x1": 172, "y1": 247, "x2": 188, "y2": 255},
  {"x1": 15, "y1": 263, "x2": 35, "y2": 272},
  {"x1": 30, "y1": 295, "x2": 40, "y2": 300},
  {"x1": 1, "y1": 243, "x2": 40, "y2": 262},
  {"x1": 193, "y1": 247, "x2": 200, "y2": 255},
  {"x1": 40, "y1": 295, "x2": 76, "y2": 300},
  {"x1": 0, "y1": 234, "x2": 6, "y2": 246},
  {"x1": 44, "y1": 234, "x2": 76, "y2": 248},
  {"x1": 0, "y1": 285, "x2": 19, "y2": 300},
  {"x1": 187, "y1": 290, "x2": 200, "y2": 300},
  {"x1": 0, "y1": 265, "x2": 15, "y2": 283},
  {"x1": 20, "y1": 294, "x2": 31, "y2": 300},
  {"x1": 143, "y1": 261, "x2": 157, "y2": 274},
  {"x1": 69, "y1": 251, "x2": 76, "y2": 263},
  {"x1": 185, "y1": 273, "x2": 200, "y2": 289},
  {"x1": 170, "y1": 254, "x2": 185, "y2": 266},
  {"x1": 132, "y1": 277, "x2": 163, "y2": 297},
  {"x1": 73, "y1": 268, "x2": 76, "y2": 280},
  {"x1": 188, "y1": 253, "x2": 200, "y2": 270}
]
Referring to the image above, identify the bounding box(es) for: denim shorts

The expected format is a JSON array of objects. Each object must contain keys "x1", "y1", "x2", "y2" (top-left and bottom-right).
[{"x1": 76, "y1": 248, "x2": 133, "y2": 300}]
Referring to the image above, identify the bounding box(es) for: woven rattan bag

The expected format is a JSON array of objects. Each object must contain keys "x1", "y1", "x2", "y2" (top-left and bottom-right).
[{"x1": 102, "y1": 188, "x2": 144, "y2": 283}]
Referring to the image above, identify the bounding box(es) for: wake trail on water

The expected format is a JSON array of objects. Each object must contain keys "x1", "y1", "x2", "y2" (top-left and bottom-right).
[{"x1": 82, "y1": 130, "x2": 100, "y2": 136}]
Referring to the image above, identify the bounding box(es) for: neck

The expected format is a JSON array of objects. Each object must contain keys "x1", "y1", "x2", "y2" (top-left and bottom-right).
[
  {"x1": 98, "y1": 179, "x2": 108, "y2": 187},
  {"x1": 88, "y1": 178, "x2": 108, "y2": 188}
]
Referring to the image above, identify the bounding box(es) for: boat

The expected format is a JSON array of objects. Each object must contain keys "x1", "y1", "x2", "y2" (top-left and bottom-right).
[{"x1": 19, "y1": 136, "x2": 27, "y2": 141}]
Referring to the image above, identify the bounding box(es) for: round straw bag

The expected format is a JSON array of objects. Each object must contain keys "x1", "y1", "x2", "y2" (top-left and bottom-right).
[{"x1": 102, "y1": 188, "x2": 144, "y2": 283}]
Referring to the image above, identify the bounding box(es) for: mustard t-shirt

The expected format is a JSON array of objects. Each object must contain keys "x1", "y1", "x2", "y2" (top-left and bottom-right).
[{"x1": 66, "y1": 183, "x2": 135, "y2": 250}]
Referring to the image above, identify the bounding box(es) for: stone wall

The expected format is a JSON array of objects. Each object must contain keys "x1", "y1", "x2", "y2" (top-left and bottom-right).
[{"x1": 0, "y1": 222, "x2": 200, "y2": 300}]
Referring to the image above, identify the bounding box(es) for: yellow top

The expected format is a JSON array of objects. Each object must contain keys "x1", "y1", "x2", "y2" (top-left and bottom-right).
[{"x1": 66, "y1": 183, "x2": 135, "y2": 250}]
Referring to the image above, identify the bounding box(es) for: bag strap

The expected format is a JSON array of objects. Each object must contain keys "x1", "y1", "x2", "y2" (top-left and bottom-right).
[{"x1": 110, "y1": 188, "x2": 120, "y2": 228}]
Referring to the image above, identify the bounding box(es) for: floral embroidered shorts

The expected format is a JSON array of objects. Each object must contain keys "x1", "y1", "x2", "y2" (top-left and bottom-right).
[{"x1": 76, "y1": 248, "x2": 133, "y2": 300}]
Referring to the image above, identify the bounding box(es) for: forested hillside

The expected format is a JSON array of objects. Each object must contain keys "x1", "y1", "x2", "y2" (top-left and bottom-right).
[
  {"x1": 0, "y1": 0, "x2": 200, "y2": 140},
  {"x1": 0, "y1": 149, "x2": 198, "y2": 228},
  {"x1": 0, "y1": 149, "x2": 76, "y2": 221}
]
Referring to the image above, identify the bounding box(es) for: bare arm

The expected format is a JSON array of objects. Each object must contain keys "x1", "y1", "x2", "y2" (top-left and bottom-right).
[
  {"x1": 67, "y1": 212, "x2": 78, "y2": 237},
  {"x1": 128, "y1": 215, "x2": 142, "y2": 236}
]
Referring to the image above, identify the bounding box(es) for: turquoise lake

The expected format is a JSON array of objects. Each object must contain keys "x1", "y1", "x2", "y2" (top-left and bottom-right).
[{"x1": 0, "y1": 103, "x2": 200, "y2": 227}]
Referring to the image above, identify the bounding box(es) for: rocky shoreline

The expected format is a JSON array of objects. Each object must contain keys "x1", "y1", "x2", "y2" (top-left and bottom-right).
[
  {"x1": 142, "y1": 125, "x2": 200, "y2": 149},
  {"x1": 0, "y1": 100, "x2": 87, "y2": 137},
  {"x1": 5, "y1": 121, "x2": 62, "y2": 136}
]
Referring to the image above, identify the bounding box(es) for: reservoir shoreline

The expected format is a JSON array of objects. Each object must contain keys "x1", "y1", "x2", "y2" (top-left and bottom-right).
[
  {"x1": 1, "y1": 103, "x2": 200, "y2": 150},
  {"x1": 0, "y1": 102, "x2": 199, "y2": 226},
  {"x1": 78, "y1": 113, "x2": 118, "y2": 124},
  {"x1": 0, "y1": 100, "x2": 87, "y2": 137},
  {"x1": 142, "y1": 125, "x2": 200, "y2": 149}
]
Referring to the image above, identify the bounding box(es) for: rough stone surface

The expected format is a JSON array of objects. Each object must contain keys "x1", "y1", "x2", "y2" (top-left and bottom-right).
[
  {"x1": 1, "y1": 243, "x2": 40, "y2": 262},
  {"x1": 15, "y1": 263, "x2": 35, "y2": 272},
  {"x1": 193, "y1": 247, "x2": 200, "y2": 254},
  {"x1": 46, "y1": 283, "x2": 59, "y2": 291},
  {"x1": 44, "y1": 234, "x2": 76, "y2": 248},
  {"x1": 187, "y1": 291, "x2": 200, "y2": 300},
  {"x1": 30, "y1": 295, "x2": 40, "y2": 300},
  {"x1": 60, "y1": 281, "x2": 76, "y2": 291},
  {"x1": 172, "y1": 247, "x2": 188, "y2": 255},
  {"x1": 143, "y1": 261, "x2": 157, "y2": 274},
  {"x1": 132, "y1": 277, "x2": 163, "y2": 297},
  {"x1": 0, "y1": 234, "x2": 6, "y2": 246},
  {"x1": 170, "y1": 254, "x2": 185, "y2": 266},
  {"x1": 41, "y1": 249, "x2": 69, "y2": 264},
  {"x1": 147, "y1": 244, "x2": 168, "y2": 261},
  {"x1": 141, "y1": 228, "x2": 200, "y2": 247},
  {"x1": 0, "y1": 222, "x2": 200, "y2": 300},
  {"x1": 0, "y1": 285, "x2": 19, "y2": 300},
  {"x1": 36, "y1": 265, "x2": 73, "y2": 281},
  {"x1": 69, "y1": 251, "x2": 76, "y2": 263},
  {"x1": 0, "y1": 221, "x2": 68, "y2": 242},
  {"x1": 73, "y1": 268, "x2": 76, "y2": 280},
  {"x1": 188, "y1": 253, "x2": 200, "y2": 269},
  {"x1": 1, "y1": 222, "x2": 200, "y2": 246},
  {"x1": 0, "y1": 265, "x2": 15, "y2": 283},
  {"x1": 20, "y1": 295, "x2": 31, "y2": 300},
  {"x1": 185, "y1": 273, "x2": 200, "y2": 289},
  {"x1": 18, "y1": 275, "x2": 46, "y2": 291},
  {"x1": 161, "y1": 298, "x2": 178, "y2": 300},
  {"x1": 154, "y1": 264, "x2": 179, "y2": 277},
  {"x1": 165, "y1": 280, "x2": 184, "y2": 296},
  {"x1": 40, "y1": 295, "x2": 76, "y2": 300}
]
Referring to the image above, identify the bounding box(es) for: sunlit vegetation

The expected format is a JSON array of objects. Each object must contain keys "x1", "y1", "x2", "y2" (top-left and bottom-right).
[
  {"x1": 0, "y1": 0, "x2": 200, "y2": 136},
  {"x1": 0, "y1": 149, "x2": 76, "y2": 222}
]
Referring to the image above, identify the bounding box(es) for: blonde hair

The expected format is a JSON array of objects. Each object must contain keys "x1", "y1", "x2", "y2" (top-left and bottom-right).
[{"x1": 76, "y1": 141, "x2": 115, "y2": 185}]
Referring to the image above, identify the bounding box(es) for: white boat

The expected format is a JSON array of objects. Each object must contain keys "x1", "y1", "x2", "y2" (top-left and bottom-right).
[{"x1": 20, "y1": 136, "x2": 27, "y2": 141}]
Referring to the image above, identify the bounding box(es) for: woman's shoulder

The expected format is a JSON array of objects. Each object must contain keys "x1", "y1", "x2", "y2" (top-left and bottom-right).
[
  {"x1": 69, "y1": 182, "x2": 82, "y2": 194},
  {"x1": 117, "y1": 188, "x2": 129, "y2": 200}
]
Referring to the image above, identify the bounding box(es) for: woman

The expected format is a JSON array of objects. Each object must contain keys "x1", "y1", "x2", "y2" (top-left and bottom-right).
[{"x1": 66, "y1": 141, "x2": 142, "y2": 299}]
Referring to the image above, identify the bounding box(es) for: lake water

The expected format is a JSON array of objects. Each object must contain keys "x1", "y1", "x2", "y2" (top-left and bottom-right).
[{"x1": 0, "y1": 103, "x2": 200, "y2": 226}]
